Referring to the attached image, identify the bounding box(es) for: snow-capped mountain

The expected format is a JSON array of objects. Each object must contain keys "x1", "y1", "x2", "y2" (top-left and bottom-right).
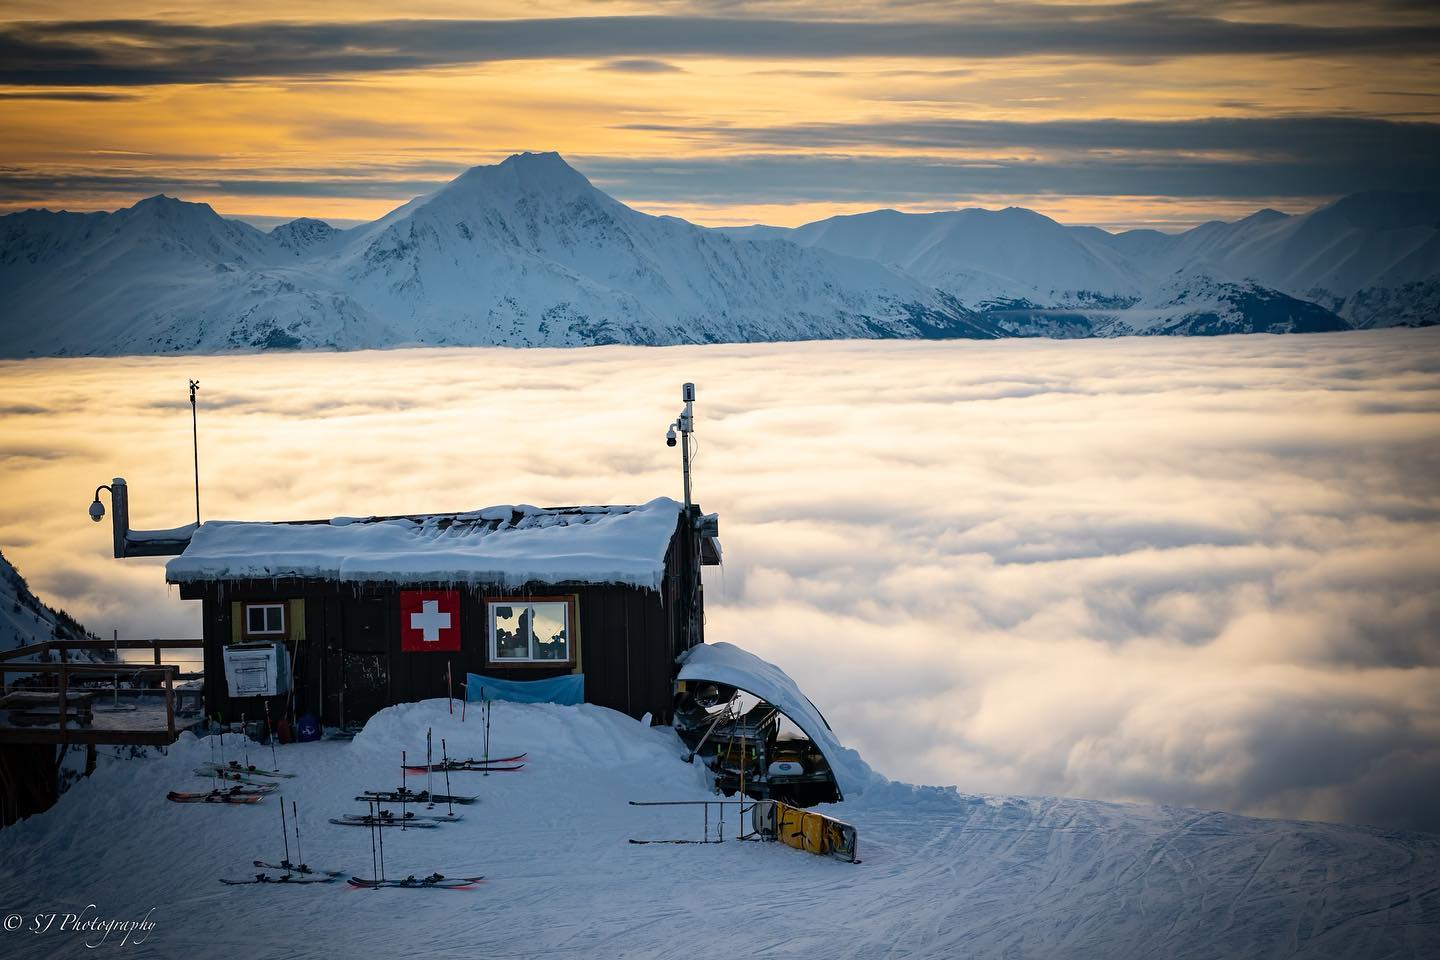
[
  {"x1": 759, "y1": 206, "x2": 1150, "y2": 308},
  {"x1": 0, "y1": 153, "x2": 993, "y2": 357},
  {"x1": 0, "y1": 154, "x2": 1434, "y2": 357},
  {"x1": 760, "y1": 192, "x2": 1439, "y2": 333}
]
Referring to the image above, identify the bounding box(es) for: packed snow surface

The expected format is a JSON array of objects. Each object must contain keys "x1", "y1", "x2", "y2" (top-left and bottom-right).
[
  {"x1": 165, "y1": 498, "x2": 681, "y2": 590},
  {"x1": 0, "y1": 696, "x2": 1436, "y2": 959}
]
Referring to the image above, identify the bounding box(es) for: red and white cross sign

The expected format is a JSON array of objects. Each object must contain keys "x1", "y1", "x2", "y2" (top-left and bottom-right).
[{"x1": 400, "y1": 590, "x2": 460, "y2": 652}]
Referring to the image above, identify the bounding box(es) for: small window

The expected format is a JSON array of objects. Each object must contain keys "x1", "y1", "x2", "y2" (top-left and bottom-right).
[
  {"x1": 488, "y1": 598, "x2": 574, "y2": 664},
  {"x1": 243, "y1": 603, "x2": 286, "y2": 638}
]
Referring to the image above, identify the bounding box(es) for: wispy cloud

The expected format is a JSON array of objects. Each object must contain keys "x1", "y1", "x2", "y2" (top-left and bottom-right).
[
  {"x1": 592, "y1": 58, "x2": 685, "y2": 73},
  {"x1": 0, "y1": 90, "x2": 140, "y2": 101},
  {"x1": 3, "y1": 13, "x2": 1439, "y2": 86}
]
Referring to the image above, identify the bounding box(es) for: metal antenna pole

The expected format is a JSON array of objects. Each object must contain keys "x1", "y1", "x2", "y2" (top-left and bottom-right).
[
  {"x1": 188, "y1": 380, "x2": 201, "y2": 526},
  {"x1": 679, "y1": 383, "x2": 694, "y2": 513}
]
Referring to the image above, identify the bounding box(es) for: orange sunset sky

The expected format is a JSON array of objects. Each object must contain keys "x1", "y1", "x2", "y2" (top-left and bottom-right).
[{"x1": 1, "y1": 0, "x2": 1437, "y2": 230}]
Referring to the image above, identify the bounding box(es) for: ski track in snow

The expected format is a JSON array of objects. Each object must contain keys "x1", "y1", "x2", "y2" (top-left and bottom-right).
[{"x1": 0, "y1": 699, "x2": 1435, "y2": 960}]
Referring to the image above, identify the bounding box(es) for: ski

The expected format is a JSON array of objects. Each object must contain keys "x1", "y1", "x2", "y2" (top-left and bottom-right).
[
  {"x1": 220, "y1": 873, "x2": 337, "y2": 885},
  {"x1": 347, "y1": 874, "x2": 483, "y2": 890},
  {"x1": 252, "y1": 860, "x2": 344, "y2": 877},
  {"x1": 168, "y1": 789, "x2": 266, "y2": 804},
  {"x1": 403, "y1": 753, "x2": 526, "y2": 772},
  {"x1": 627, "y1": 834, "x2": 720, "y2": 846},
  {"x1": 358, "y1": 790, "x2": 479, "y2": 805},
  {"x1": 195, "y1": 767, "x2": 279, "y2": 787},
  {"x1": 329, "y1": 817, "x2": 438, "y2": 828},
  {"x1": 198, "y1": 761, "x2": 296, "y2": 778},
  {"x1": 404, "y1": 761, "x2": 524, "y2": 773},
  {"x1": 194, "y1": 772, "x2": 278, "y2": 792},
  {"x1": 340, "y1": 810, "x2": 462, "y2": 824}
]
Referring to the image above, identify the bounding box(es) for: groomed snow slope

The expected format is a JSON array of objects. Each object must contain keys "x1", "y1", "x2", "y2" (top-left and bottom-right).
[{"x1": 0, "y1": 698, "x2": 1434, "y2": 959}]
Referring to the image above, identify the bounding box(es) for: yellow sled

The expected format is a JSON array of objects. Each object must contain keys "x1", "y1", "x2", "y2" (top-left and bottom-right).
[{"x1": 751, "y1": 799, "x2": 859, "y2": 863}]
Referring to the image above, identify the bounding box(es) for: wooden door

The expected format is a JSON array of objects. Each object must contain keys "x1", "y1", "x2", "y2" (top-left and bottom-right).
[{"x1": 339, "y1": 597, "x2": 390, "y2": 728}]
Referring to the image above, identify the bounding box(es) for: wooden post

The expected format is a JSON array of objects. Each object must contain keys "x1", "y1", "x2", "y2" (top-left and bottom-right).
[{"x1": 57, "y1": 665, "x2": 68, "y2": 738}]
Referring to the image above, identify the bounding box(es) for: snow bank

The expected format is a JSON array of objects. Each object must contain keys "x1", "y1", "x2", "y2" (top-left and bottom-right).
[
  {"x1": 678, "y1": 641, "x2": 878, "y2": 798},
  {"x1": 165, "y1": 498, "x2": 681, "y2": 590},
  {"x1": 0, "y1": 697, "x2": 1435, "y2": 959}
]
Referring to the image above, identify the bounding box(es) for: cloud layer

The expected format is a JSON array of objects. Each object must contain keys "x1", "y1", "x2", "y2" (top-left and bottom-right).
[
  {"x1": 5, "y1": 12, "x2": 1439, "y2": 86},
  {"x1": 0, "y1": 330, "x2": 1437, "y2": 831}
]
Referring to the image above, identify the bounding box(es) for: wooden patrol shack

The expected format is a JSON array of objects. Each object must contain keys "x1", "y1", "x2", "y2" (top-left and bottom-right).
[{"x1": 159, "y1": 497, "x2": 720, "y2": 730}]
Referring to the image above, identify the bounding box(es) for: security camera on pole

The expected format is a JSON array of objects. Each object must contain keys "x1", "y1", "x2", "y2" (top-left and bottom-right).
[
  {"x1": 665, "y1": 382, "x2": 696, "y2": 514},
  {"x1": 665, "y1": 384, "x2": 701, "y2": 647}
]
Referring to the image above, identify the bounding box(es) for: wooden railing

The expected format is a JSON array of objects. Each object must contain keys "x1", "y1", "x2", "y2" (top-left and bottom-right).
[
  {"x1": 0, "y1": 638, "x2": 203, "y2": 745},
  {"x1": 0, "y1": 638, "x2": 203, "y2": 676}
]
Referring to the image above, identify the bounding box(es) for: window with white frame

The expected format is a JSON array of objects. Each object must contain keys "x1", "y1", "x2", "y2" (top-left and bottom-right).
[
  {"x1": 487, "y1": 598, "x2": 573, "y2": 663},
  {"x1": 243, "y1": 602, "x2": 287, "y2": 638}
]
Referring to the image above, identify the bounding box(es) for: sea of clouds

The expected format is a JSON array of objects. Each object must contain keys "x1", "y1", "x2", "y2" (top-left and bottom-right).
[{"x1": 1, "y1": 329, "x2": 1436, "y2": 831}]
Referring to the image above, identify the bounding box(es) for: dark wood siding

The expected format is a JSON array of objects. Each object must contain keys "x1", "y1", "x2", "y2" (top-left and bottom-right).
[{"x1": 198, "y1": 580, "x2": 685, "y2": 726}]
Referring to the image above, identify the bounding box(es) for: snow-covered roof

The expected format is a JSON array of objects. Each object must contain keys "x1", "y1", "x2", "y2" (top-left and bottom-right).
[
  {"x1": 165, "y1": 497, "x2": 683, "y2": 591},
  {"x1": 677, "y1": 641, "x2": 876, "y2": 799}
]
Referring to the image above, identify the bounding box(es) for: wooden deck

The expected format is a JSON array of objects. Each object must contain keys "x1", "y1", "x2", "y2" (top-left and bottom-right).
[
  {"x1": 0, "y1": 697, "x2": 201, "y2": 746},
  {"x1": 0, "y1": 638, "x2": 204, "y2": 747}
]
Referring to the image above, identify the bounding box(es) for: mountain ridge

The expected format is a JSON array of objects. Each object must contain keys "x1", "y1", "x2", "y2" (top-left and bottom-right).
[{"x1": 1, "y1": 153, "x2": 1434, "y2": 357}]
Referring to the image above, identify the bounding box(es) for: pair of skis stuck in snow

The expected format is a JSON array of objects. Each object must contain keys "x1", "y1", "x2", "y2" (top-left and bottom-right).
[
  {"x1": 340, "y1": 733, "x2": 470, "y2": 827},
  {"x1": 221, "y1": 799, "x2": 345, "y2": 884},
  {"x1": 346, "y1": 797, "x2": 481, "y2": 890},
  {"x1": 178, "y1": 726, "x2": 296, "y2": 804},
  {"x1": 175, "y1": 766, "x2": 290, "y2": 803},
  {"x1": 344, "y1": 730, "x2": 485, "y2": 890}
]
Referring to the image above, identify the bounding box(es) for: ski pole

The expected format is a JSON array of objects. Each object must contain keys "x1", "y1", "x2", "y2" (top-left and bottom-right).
[
  {"x1": 427, "y1": 728, "x2": 435, "y2": 806},
  {"x1": 483, "y1": 693, "x2": 491, "y2": 777},
  {"x1": 401, "y1": 751, "x2": 407, "y2": 830},
  {"x1": 281, "y1": 795, "x2": 291, "y2": 870},
  {"x1": 265, "y1": 700, "x2": 277, "y2": 769},
  {"x1": 292, "y1": 800, "x2": 304, "y2": 872},
  {"x1": 376, "y1": 799, "x2": 386, "y2": 881},
  {"x1": 368, "y1": 799, "x2": 379, "y2": 887},
  {"x1": 441, "y1": 738, "x2": 453, "y2": 817}
]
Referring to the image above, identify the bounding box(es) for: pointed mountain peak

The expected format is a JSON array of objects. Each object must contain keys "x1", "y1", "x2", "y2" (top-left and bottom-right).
[
  {"x1": 445, "y1": 151, "x2": 593, "y2": 194},
  {"x1": 127, "y1": 194, "x2": 222, "y2": 221}
]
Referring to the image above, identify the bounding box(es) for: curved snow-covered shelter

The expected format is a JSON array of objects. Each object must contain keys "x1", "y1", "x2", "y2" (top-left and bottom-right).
[
  {"x1": 677, "y1": 642, "x2": 869, "y2": 800},
  {"x1": 164, "y1": 497, "x2": 718, "y2": 729}
]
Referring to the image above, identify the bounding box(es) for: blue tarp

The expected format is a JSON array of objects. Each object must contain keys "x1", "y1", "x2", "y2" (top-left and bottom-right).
[{"x1": 465, "y1": 672, "x2": 584, "y2": 706}]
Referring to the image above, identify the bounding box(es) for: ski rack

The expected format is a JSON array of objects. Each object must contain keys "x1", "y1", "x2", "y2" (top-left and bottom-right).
[
  {"x1": 627, "y1": 799, "x2": 766, "y2": 845},
  {"x1": 629, "y1": 799, "x2": 860, "y2": 863}
]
